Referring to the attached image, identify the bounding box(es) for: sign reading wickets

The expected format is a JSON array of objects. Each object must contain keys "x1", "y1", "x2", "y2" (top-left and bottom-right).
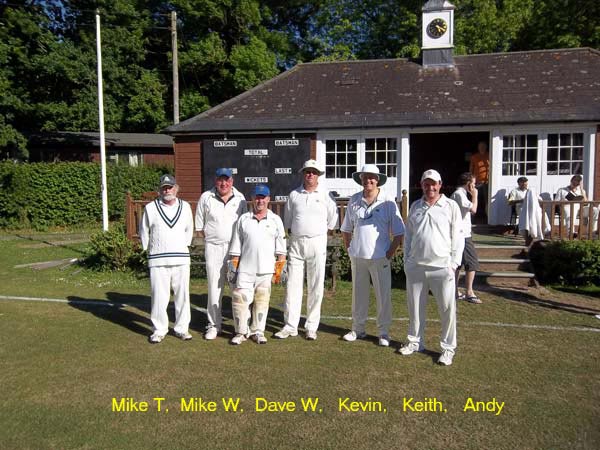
[{"x1": 203, "y1": 136, "x2": 310, "y2": 201}]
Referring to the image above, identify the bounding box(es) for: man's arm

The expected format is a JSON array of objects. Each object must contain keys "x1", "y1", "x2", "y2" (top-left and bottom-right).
[
  {"x1": 184, "y1": 203, "x2": 194, "y2": 246},
  {"x1": 467, "y1": 184, "x2": 478, "y2": 215},
  {"x1": 450, "y1": 204, "x2": 465, "y2": 270},
  {"x1": 326, "y1": 192, "x2": 339, "y2": 230},
  {"x1": 228, "y1": 217, "x2": 242, "y2": 257},
  {"x1": 386, "y1": 200, "x2": 405, "y2": 259},
  {"x1": 469, "y1": 155, "x2": 476, "y2": 177},
  {"x1": 139, "y1": 208, "x2": 150, "y2": 251},
  {"x1": 283, "y1": 192, "x2": 293, "y2": 231},
  {"x1": 339, "y1": 197, "x2": 355, "y2": 249},
  {"x1": 194, "y1": 193, "x2": 206, "y2": 236},
  {"x1": 386, "y1": 234, "x2": 403, "y2": 260},
  {"x1": 342, "y1": 231, "x2": 352, "y2": 252},
  {"x1": 275, "y1": 216, "x2": 287, "y2": 261}
]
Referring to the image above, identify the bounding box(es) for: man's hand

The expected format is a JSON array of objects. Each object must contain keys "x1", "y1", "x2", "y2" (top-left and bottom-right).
[{"x1": 468, "y1": 183, "x2": 478, "y2": 197}]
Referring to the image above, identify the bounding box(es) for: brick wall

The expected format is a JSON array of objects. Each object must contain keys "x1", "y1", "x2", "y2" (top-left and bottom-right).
[{"x1": 174, "y1": 138, "x2": 202, "y2": 203}]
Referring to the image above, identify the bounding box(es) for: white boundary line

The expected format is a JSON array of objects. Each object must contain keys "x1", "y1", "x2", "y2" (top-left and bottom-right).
[{"x1": 2, "y1": 294, "x2": 599, "y2": 333}]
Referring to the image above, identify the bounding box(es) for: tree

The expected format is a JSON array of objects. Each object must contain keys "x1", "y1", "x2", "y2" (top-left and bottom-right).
[
  {"x1": 1, "y1": 0, "x2": 598, "y2": 160},
  {"x1": 514, "y1": 0, "x2": 600, "y2": 50},
  {"x1": 453, "y1": 0, "x2": 535, "y2": 54}
]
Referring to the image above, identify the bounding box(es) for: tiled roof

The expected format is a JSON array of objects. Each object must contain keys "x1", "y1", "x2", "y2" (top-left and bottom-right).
[
  {"x1": 167, "y1": 48, "x2": 600, "y2": 134},
  {"x1": 31, "y1": 131, "x2": 173, "y2": 148}
]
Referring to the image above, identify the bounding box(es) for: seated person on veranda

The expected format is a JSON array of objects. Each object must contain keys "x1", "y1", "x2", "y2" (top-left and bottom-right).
[
  {"x1": 507, "y1": 176, "x2": 529, "y2": 218},
  {"x1": 555, "y1": 174, "x2": 599, "y2": 232}
]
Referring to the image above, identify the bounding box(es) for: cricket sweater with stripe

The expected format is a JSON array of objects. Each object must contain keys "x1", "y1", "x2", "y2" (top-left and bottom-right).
[{"x1": 139, "y1": 198, "x2": 194, "y2": 267}]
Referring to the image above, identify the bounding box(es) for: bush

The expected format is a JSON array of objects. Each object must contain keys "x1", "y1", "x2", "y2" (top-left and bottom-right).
[
  {"x1": 0, "y1": 161, "x2": 168, "y2": 229},
  {"x1": 529, "y1": 239, "x2": 600, "y2": 286},
  {"x1": 84, "y1": 225, "x2": 146, "y2": 271},
  {"x1": 328, "y1": 244, "x2": 405, "y2": 284}
]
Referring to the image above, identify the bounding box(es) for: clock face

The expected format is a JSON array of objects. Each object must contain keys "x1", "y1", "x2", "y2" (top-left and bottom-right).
[{"x1": 427, "y1": 18, "x2": 448, "y2": 39}]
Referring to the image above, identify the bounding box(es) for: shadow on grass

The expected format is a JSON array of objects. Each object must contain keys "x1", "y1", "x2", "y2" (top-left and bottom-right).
[
  {"x1": 476, "y1": 282, "x2": 600, "y2": 317},
  {"x1": 68, "y1": 291, "x2": 211, "y2": 338},
  {"x1": 67, "y1": 291, "x2": 351, "y2": 341},
  {"x1": 68, "y1": 293, "x2": 152, "y2": 336}
]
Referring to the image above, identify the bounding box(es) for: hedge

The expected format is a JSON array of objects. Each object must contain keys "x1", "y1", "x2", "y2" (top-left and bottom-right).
[
  {"x1": 0, "y1": 161, "x2": 168, "y2": 229},
  {"x1": 529, "y1": 239, "x2": 600, "y2": 286}
]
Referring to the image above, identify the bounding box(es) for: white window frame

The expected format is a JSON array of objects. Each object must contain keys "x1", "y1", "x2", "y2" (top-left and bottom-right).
[
  {"x1": 364, "y1": 137, "x2": 398, "y2": 178},
  {"x1": 324, "y1": 137, "x2": 359, "y2": 179},
  {"x1": 318, "y1": 131, "x2": 402, "y2": 198},
  {"x1": 546, "y1": 132, "x2": 585, "y2": 176},
  {"x1": 501, "y1": 133, "x2": 539, "y2": 177}
]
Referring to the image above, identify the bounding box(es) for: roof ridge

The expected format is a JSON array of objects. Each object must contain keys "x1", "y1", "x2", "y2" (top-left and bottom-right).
[
  {"x1": 453, "y1": 47, "x2": 596, "y2": 59},
  {"x1": 300, "y1": 57, "x2": 410, "y2": 66},
  {"x1": 290, "y1": 48, "x2": 597, "y2": 67}
]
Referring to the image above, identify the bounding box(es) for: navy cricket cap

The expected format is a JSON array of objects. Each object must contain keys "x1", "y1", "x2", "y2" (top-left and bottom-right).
[
  {"x1": 253, "y1": 184, "x2": 270, "y2": 197},
  {"x1": 216, "y1": 168, "x2": 233, "y2": 178}
]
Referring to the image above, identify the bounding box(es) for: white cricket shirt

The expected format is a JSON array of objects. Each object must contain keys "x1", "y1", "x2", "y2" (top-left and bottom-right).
[
  {"x1": 195, "y1": 187, "x2": 247, "y2": 244},
  {"x1": 404, "y1": 194, "x2": 464, "y2": 269},
  {"x1": 284, "y1": 186, "x2": 338, "y2": 237},
  {"x1": 340, "y1": 190, "x2": 405, "y2": 259},
  {"x1": 229, "y1": 210, "x2": 286, "y2": 275}
]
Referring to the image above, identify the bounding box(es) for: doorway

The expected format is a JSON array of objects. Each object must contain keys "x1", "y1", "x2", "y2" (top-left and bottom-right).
[{"x1": 409, "y1": 132, "x2": 490, "y2": 217}]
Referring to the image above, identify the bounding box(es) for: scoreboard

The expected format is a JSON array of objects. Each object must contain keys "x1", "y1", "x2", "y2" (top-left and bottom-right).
[{"x1": 202, "y1": 136, "x2": 311, "y2": 201}]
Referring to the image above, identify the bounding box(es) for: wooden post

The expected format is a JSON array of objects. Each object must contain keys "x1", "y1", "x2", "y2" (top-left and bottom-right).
[
  {"x1": 125, "y1": 192, "x2": 133, "y2": 240},
  {"x1": 401, "y1": 189, "x2": 408, "y2": 221}
]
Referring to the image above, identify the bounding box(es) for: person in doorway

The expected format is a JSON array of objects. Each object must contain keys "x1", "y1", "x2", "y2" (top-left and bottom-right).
[
  {"x1": 469, "y1": 141, "x2": 489, "y2": 217},
  {"x1": 451, "y1": 172, "x2": 481, "y2": 304},
  {"x1": 195, "y1": 168, "x2": 247, "y2": 340},
  {"x1": 139, "y1": 174, "x2": 194, "y2": 344}
]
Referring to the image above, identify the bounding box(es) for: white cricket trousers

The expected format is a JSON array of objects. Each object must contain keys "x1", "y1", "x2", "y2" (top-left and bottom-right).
[
  {"x1": 204, "y1": 241, "x2": 230, "y2": 331},
  {"x1": 350, "y1": 256, "x2": 392, "y2": 336},
  {"x1": 404, "y1": 265, "x2": 457, "y2": 353},
  {"x1": 282, "y1": 234, "x2": 328, "y2": 333},
  {"x1": 149, "y1": 265, "x2": 191, "y2": 336}
]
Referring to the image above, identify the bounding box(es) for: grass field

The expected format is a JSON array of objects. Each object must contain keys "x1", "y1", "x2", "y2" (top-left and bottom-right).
[{"x1": 1, "y1": 231, "x2": 599, "y2": 450}]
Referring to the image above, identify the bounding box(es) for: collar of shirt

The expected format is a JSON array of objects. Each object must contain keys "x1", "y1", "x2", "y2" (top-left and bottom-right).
[
  {"x1": 420, "y1": 194, "x2": 450, "y2": 209},
  {"x1": 360, "y1": 189, "x2": 382, "y2": 207},
  {"x1": 252, "y1": 209, "x2": 273, "y2": 222},
  {"x1": 299, "y1": 185, "x2": 321, "y2": 194},
  {"x1": 210, "y1": 186, "x2": 243, "y2": 204}
]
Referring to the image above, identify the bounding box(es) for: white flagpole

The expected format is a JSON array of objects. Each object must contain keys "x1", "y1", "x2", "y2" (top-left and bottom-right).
[{"x1": 96, "y1": 9, "x2": 109, "y2": 231}]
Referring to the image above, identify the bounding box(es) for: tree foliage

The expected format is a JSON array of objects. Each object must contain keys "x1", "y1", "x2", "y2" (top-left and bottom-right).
[{"x1": 0, "y1": 0, "x2": 598, "y2": 159}]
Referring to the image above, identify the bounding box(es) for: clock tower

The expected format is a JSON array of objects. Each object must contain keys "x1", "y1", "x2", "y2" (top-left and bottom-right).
[{"x1": 422, "y1": 0, "x2": 455, "y2": 67}]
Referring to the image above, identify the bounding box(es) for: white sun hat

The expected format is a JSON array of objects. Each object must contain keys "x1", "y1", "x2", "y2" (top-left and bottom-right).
[
  {"x1": 298, "y1": 159, "x2": 325, "y2": 175},
  {"x1": 352, "y1": 164, "x2": 387, "y2": 186}
]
